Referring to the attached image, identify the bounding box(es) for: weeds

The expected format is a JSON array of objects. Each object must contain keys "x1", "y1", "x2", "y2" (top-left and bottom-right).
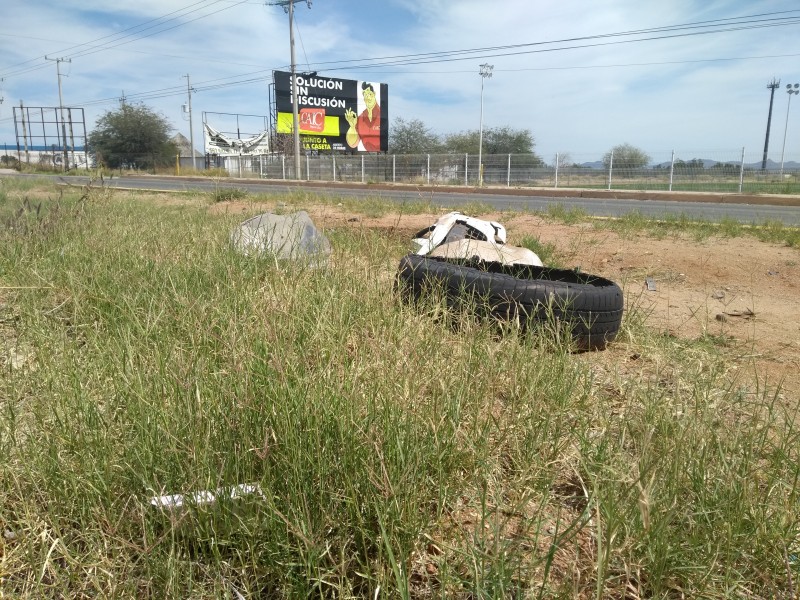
[
  {"x1": 519, "y1": 235, "x2": 564, "y2": 268},
  {"x1": 211, "y1": 187, "x2": 248, "y2": 203},
  {"x1": 542, "y1": 202, "x2": 588, "y2": 224}
]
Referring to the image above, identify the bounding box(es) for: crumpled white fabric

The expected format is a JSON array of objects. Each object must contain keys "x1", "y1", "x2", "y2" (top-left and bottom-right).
[{"x1": 412, "y1": 211, "x2": 543, "y2": 267}]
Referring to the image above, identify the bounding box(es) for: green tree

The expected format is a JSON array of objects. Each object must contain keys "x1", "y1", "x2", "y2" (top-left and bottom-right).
[
  {"x1": 88, "y1": 103, "x2": 176, "y2": 169},
  {"x1": 443, "y1": 127, "x2": 541, "y2": 162},
  {"x1": 602, "y1": 143, "x2": 650, "y2": 172},
  {"x1": 389, "y1": 117, "x2": 441, "y2": 154}
]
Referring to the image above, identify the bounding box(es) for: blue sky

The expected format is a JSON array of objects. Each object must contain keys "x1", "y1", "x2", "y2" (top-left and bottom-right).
[{"x1": 2, "y1": 0, "x2": 800, "y2": 164}]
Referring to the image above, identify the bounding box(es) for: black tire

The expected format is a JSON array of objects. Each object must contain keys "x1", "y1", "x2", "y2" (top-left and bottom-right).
[{"x1": 396, "y1": 254, "x2": 624, "y2": 350}]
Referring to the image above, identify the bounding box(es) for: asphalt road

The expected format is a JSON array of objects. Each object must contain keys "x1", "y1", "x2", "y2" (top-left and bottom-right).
[{"x1": 8, "y1": 172, "x2": 800, "y2": 226}]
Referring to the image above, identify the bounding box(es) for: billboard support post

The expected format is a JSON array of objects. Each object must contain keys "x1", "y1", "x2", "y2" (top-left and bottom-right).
[
  {"x1": 555, "y1": 152, "x2": 559, "y2": 188},
  {"x1": 282, "y1": 155, "x2": 286, "y2": 179},
  {"x1": 507, "y1": 153, "x2": 511, "y2": 187},
  {"x1": 268, "y1": 1, "x2": 310, "y2": 177},
  {"x1": 465, "y1": 153, "x2": 468, "y2": 186},
  {"x1": 288, "y1": 1, "x2": 302, "y2": 179},
  {"x1": 393, "y1": 154, "x2": 396, "y2": 182},
  {"x1": 361, "y1": 155, "x2": 365, "y2": 183},
  {"x1": 333, "y1": 154, "x2": 336, "y2": 181}
]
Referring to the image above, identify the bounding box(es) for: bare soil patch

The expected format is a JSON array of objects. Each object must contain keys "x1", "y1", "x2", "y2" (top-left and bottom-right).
[
  {"x1": 205, "y1": 202, "x2": 800, "y2": 399},
  {"x1": 211, "y1": 200, "x2": 800, "y2": 396}
]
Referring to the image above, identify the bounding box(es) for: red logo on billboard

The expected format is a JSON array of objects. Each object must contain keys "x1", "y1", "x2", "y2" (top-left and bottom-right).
[{"x1": 300, "y1": 108, "x2": 325, "y2": 132}]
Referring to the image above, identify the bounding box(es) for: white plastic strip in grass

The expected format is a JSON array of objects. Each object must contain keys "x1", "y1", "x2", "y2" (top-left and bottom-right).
[{"x1": 149, "y1": 483, "x2": 265, "y2": 509}]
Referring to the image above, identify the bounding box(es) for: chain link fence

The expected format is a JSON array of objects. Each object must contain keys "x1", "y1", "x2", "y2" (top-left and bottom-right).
[
  {"x1": 211, "y1": 149, "x2": 800, "y2": 195},
  {"x1": 7, "y1": 146, "x2": 799, "y2": 194}
]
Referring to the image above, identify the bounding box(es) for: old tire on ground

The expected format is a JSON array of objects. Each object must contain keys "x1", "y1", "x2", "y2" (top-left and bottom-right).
[{"x1": 396, "y1": 254, "x2": 624, "y2": 350}]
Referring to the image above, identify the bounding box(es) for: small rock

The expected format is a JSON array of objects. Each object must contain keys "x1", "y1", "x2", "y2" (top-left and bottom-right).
[
  {"x1": 715, "y1": 313, "x2": 728, "y2": 322},
  {"x1": 711, "y1": 290, "x2": 725, "y2": 300},
  {"x1": 426, "y1": 563, "x2": 438, "y2": 575}
]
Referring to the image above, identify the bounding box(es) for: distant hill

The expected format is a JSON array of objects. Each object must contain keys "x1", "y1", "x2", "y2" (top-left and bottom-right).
[{"x1": 579, "y1": 158, "x2": 800, "y2": 170}]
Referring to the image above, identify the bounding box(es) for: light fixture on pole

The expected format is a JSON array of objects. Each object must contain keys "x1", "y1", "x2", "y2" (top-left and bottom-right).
[
  {"x1": 779, "y1": 82, "x2": 799, "y2": 176},
  {"x1": 477, "y1": 63, "x2": 493, "y2": 186}
]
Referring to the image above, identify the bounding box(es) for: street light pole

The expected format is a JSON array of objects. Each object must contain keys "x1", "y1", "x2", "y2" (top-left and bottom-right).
[
  {"x1": 477, "y1": 63, "x2": 493, "y2": 186},
  {"x1": 780, "y1": 83, "x2": 799, "y2": 176}
]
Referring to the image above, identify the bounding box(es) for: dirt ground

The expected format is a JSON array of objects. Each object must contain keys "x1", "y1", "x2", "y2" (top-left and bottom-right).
[{"x1": 212, "y1": 200, "x2": 800, "y2": 397}]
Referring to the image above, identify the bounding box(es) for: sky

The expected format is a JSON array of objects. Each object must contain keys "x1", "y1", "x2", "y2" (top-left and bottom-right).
[{"x1": 2, "y1": 0, "x2": 800, "y2": 165}]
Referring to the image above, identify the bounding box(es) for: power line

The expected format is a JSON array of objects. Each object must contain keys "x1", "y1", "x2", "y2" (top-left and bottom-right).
[
  {"x1": 1, "y1": 0, "x2": 222, "y2": 75},
  {"x1": 3, "y1": 9, "x2": 800, "y2": 121},
  {"x1": 281, "y1": 10, "x2": 800, "y2": 71},
  {"x1": 310, "y1": 19, "x2": 800, "y2": 72},
  {"x1": 0, "y1": 0, "x2": 249, "y2": 80}
]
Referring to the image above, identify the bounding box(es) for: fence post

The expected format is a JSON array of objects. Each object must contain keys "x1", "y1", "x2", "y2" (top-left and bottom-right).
[
  {"x1": 669, "y1": 150, "x2": 675, "y2": 192},
  {"x1": 427, "y1": 154, "x2": 430, "y2": 185},
  {"x1": 306, "y1": 154, "x2": 310, "y2": 180},
  {"x1": 282, "y1": 155, "x2": 286, "y2": 180},
  {"x1": 259, "y1": 155, "x2": 263, "y2": 179},
  {"x1": 465, "y1": 153, "x2": 468, "y2": 186},
  {"x1": 555, "y1": 152, "x2": 559, "y2": 189},
  {"x1": 607, "y1": 150, "x2": 614, "y2": 190},
  {"x1": 739, "y1": 146, "x2": 745, "y2": 193},
  {"x1": 332, "y1": 154, "x2": 336, "y2": 181},
  {"x1": 393, "y1": 154, "x2": 396, "y2": 183},
  {"x1": 507, "y1": 154, "x2": 511, "y2": 187}
]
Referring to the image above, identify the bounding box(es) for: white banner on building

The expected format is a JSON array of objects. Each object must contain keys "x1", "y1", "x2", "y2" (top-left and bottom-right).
[{"x1": 204, "y1": 123, "x2": 269, "y2": 156}]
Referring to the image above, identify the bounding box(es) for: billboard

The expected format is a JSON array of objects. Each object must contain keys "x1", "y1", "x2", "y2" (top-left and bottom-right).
[{"x1": 274, "y1": 71, "x2": 388, "y2": 153}]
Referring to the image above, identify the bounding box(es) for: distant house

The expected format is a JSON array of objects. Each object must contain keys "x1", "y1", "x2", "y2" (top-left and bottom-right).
[{"x1": 171, "y1": 133, "x2": 204, "y2": 170}]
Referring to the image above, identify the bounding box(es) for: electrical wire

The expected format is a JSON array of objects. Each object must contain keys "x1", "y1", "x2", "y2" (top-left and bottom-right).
[
  {"x1": 2, "y1": 8, "x2": 800, "y2": 119},
  {"x1": 3, "y1": 0, "x2": 223, "y2": 73},
  {"x1": 0, "y1": 0, "x2": 247, "y2": 79}
]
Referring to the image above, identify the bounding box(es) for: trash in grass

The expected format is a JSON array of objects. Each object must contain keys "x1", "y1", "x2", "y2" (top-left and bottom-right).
[
  {"x1": 3, "y1": 529, "x2": 18, "y2": 541},
  {"x1": 411, "y1": 211, "x2": 543, "y2": 267},
  {"x1": 149, "y1": 483, "x2": 266, "y2": 510},
  {"x1": 723, "y1": 308, "x2": 755, "y2": 319},
  {"x1": 645, "y1": 277, "x2": 657, "y2": 291}
]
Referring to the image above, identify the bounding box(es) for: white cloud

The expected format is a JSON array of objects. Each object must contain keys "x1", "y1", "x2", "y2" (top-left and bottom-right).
[{"x1": 2, "y1": 0, "x2": 800, "y2": 163}]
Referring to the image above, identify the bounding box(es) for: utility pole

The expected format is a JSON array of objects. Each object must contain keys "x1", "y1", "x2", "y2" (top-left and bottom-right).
[
  {"x1": 267, "y1": 0, "x2": 311, "y2": 180},
  {"x1": 762, "y1": 78, "x2": 780, "y2": 170},
  {"x1": 45, "y1": 56, "x2": 71, "y2": 171},
  {"x1": 183, "y1": 75, "x2": 196, "y2": 170},
  {"x1": 477, "y1": 63, "x2": 493, "y2": 186}
]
